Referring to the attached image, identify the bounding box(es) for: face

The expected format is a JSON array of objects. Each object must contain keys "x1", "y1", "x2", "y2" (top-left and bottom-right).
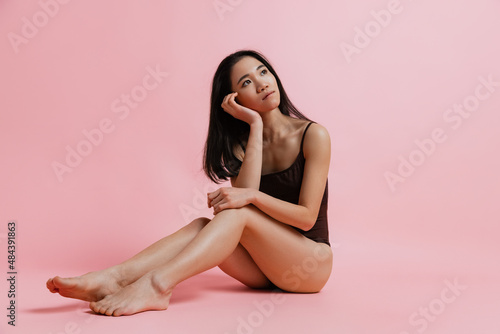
[{"x1": 230, "y1": 56, "x2": 280, "y2": 112}]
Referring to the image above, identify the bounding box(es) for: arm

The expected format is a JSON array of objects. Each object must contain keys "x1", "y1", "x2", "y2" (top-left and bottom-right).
[
  {"x1": 230, "y1": 120, "x2": 263, "y2": 189},
  {"x1": 250, "y1": 123, "x2": 331, "y2": 230},
  {"x1": 220, "y1": 92, "x2": 263, "y2": 189},
  {"x1": 210, "y1": 123, "x2": 331, "y2": 231}
]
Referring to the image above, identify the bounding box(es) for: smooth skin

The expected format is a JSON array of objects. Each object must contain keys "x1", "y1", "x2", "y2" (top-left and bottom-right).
[{"x1": 46, "y1": 56, "x2": 333, "y2": 316}]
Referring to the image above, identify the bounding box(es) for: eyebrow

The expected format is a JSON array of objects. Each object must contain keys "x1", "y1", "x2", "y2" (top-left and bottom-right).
[{"x1": 237, "y1": 64, "x2": 266, "y2": 85}]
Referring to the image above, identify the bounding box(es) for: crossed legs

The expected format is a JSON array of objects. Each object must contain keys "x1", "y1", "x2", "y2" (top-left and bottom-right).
[{"x1": 46, "y1": 205, "x2": 333, "y2": 316}]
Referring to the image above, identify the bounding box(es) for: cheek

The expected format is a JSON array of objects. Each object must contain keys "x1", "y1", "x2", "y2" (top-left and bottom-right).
[
  {"x1": 268, "y1": 76, "x2": 278, "y2": 87},
  {"x1": 236, "y1": 93, "x2": 256, "y2": 107}
]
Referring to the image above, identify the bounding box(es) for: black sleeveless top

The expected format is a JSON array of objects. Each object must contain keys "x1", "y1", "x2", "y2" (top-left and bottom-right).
[{"x1": 259, "y1": 122, "x2": 330, "y2": 246}]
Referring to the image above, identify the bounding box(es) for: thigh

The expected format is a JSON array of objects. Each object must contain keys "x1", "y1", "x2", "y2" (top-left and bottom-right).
[
  {"x1": 237, "y1": 205, "x2": 333, "y2": 293},
  {"x1": 218, "y1": 243, "x2": 274, "y2": 289}
]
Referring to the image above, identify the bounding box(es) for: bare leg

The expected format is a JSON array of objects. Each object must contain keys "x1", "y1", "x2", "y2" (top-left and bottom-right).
[
  {"x1": 89, "y1": 206, "x2": 332, "y2": 316},
  {"x1": 218, "y1": 243, "x2": 274, "y2": 289},
  {"x1": 46, "y1": 217, "x2": 211, "y2": 302}
]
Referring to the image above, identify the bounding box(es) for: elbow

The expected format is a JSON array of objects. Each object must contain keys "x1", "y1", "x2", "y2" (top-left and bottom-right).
[
  {"x1": 297, "y1": 208, "x2": 317, "y2": 231},
  {"x1": 302, "y1": 222, "x2": 315, "y2": 232},
  {"x1": 301, "y1": 215, "x2": 317, "y2": 232}
]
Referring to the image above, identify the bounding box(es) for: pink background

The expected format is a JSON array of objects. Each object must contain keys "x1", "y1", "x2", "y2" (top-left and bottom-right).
[{"x1": 1, "y1": 0, "x2": 499, "y2": 333}]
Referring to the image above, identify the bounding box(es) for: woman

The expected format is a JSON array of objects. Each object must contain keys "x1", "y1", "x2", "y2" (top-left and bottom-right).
[{"x1": 46, "y1": 50, "x2": 333, "y2": 316}]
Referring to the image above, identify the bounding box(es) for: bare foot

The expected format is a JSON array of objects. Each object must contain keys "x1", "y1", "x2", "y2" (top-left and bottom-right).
[
  {"x1": 46, "y1": 267, "x2": 124, "y2": 302},
  {"x1": 89, "y1": 272, "x2": 172, "y2": 316}
]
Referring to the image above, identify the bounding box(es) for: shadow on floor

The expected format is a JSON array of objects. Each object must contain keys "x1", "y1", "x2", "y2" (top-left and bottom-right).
[
  {"x1": 24, "y1": 270, "x2": 277, "y2": 314},
  {"x1": 24, "y1": 302, "x2": 87, "y2": 314}
]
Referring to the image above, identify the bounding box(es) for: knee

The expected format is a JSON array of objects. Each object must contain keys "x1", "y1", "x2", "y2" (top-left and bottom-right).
[
  {"x1": 217, "y1": 206, "x2": 264, "y2": 237},
  {"x1": 220, "y1": 205, "x2": 258, "y2": 218},
  {"x1": 214, "y1": 206, "x2": 257, "y2": 225}
]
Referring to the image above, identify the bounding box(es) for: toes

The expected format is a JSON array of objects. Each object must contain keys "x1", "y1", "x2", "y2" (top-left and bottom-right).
[
  {"x1": 90, "y1": 297, "x2": 116, "y2": 316},
  {"x1": 89, "y1": 297, "x2": 125, "y2": 316},
  {"x1": 52, "y1": 276, "x2": 63, "y2": 288},
  {"x1": 94, "y1": 306, "x2": 107, "y2": 315},
  {"x1": 46, "y1": 278, "x2": 57, "y2": 292},
  {"x1": 113, "y1": 307, "x2": 126, "y2": 317},
  {"x1": 104, "y1": 307, "x2": 115, "y2": 316},
  {"x1": 55, "y1": 276, "x2": 80, "y2": 289},
  {"x1": 89, "y1": 301, "x2": 105, "y2": 315}
]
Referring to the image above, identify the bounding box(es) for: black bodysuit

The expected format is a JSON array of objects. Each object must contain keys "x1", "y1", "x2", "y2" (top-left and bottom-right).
[{"x1": 259, "y1": 122, "x2": 330, "y2": 246}]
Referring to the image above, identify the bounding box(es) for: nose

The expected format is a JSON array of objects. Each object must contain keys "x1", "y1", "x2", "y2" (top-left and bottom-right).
[{"x1": 256, "y1": 80, "x2": 269, "y2": 93}]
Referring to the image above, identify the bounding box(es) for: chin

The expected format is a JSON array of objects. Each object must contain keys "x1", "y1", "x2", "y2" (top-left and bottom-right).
[
  {"x1": 260, "y1": 98, "x2": 280, "y2": 112},
  {"x1": 266, "y1": 102, "x2": 280, "y2": 112},
  {"x1": 257, "y1": 105, "x2": 279, "y2": 113}
]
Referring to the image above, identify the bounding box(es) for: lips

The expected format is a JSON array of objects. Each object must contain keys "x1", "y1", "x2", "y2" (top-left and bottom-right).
[{"x1": 262, "y1": 91, "x2": 275, "y2": 100}]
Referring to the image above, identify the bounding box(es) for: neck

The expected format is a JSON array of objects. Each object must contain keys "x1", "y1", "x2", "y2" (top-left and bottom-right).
[{"x1": 260, "y1": 108, "x2": 292, "y2": 144}]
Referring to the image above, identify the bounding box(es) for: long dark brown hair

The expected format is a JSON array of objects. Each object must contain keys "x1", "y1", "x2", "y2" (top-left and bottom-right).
[{"x1": 203, "y1": 50, "x2": 311, "y2": 183}]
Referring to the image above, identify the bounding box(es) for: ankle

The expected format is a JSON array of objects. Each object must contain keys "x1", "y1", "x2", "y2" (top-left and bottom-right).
[
  {"x1": 109, "y1": 265, "x2": 131, "y2": 288},
  {"x1": 149, "y1": 272, "x2": 174, "y2": 295}
]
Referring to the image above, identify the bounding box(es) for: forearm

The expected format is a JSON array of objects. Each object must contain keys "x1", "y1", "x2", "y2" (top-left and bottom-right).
[
  {"x1": 232, "y1": 120, "x2": 263, "y2": 189},
  {"x1": 250, "y1": 189, "x2": 316, "y2": 231}
]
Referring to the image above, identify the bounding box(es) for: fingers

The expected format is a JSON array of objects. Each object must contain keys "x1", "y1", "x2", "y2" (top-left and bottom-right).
[
  {"x1": 221, "y1": 92, "x2": 238, "y2": 114},
  {"x1": 221, "y1": 93, "x2": 230, "y2": 108},
  {"x1": 207, "y1": 190, "x2": 215, "y2": 208},
  {"x1": 224, "y1": 92, "x2": 237, "y2": 102},
  {"x1": 207, "y1": 189, "x2": 222, "y2": 208},
  {"x1": 213, "y1": 203, "x2": 224, "y2": 215},
  {"x1": 228, "y1": 93, "x2": 239, "y2": 109},
  {"x1": 212, "y1": 197, "x2": 228, "y2": 215},
  {"x1": 208, "y1": 188, "x2": 231, "y2": 214},
  {"x1": 211, "y1": 193, "x2": 223, "y2": 209},
  {"x1": 222, "y1": 93, "x2": 230, "y2": 106},
  {"x1": 229, "y1": 92, "x2": 238, "y2": 104}
]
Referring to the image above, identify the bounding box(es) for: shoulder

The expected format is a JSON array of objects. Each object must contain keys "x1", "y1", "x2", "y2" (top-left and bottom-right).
[
  {"x1": 304, "y1": 122, "x2": 330, "y2": 146},
  {"x1": 303, "y1": 122, "x2": 331, "y2": 159}
]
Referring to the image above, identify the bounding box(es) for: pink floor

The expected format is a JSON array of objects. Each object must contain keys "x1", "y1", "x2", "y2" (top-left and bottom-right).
[{"x1": 4, "y1": 233, "x2": 499, "y2": 334}]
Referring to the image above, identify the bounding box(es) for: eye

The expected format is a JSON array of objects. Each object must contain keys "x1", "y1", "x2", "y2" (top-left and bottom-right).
[
  {"x1": 242, "y1": 79, "x2": 251, "y2": 87},
  {"x1": 261, "y1": 69, "x2": 268, "y2": 75}
]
